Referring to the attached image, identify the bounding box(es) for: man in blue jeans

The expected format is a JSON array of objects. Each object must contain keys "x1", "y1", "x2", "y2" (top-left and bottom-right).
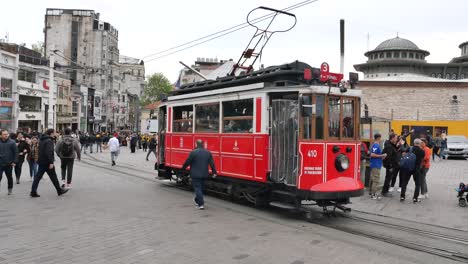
[{"x1": 181, "y1": 139, "x2": 217, "y2": 210}]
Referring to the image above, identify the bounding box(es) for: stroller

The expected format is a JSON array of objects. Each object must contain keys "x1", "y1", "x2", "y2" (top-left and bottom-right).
[{"x1": 456, "y1": 182, "x2": 467, "y2": 207}]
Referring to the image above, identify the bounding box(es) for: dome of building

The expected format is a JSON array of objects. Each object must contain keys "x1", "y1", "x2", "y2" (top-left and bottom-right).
[{"x1": 374, "y1": 37, "x2": 420, "y2": 51}]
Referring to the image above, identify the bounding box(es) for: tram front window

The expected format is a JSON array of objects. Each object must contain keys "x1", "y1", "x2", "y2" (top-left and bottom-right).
[
  {"x1": 342, "y1": 98, "x2": 355, "y2": 138},
  {"x1": 328, "y1": 97, "x2": 341, "y2": 137},
  {"x1": 301, "y1": 95, "x2": 324, "y2": 140}
]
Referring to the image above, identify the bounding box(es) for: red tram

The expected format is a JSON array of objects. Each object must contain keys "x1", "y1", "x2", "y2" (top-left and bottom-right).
[{"x1": 156, "y1": 61, "x2": 364, "y2": 213}]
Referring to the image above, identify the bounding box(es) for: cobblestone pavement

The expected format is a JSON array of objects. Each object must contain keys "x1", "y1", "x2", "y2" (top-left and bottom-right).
[{"x1": 0, "y1": 146, "x2": 462, "y2": 264}]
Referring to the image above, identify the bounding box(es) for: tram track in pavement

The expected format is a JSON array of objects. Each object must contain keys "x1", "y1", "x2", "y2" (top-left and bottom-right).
[{"x1": 80, "y1": 154, "x2": 468, "y2": 263}]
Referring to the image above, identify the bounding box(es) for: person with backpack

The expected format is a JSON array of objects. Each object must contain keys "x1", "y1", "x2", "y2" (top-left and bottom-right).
[
  {"x1": 55, "y1": 128, "x2": 81, "y2": 189},
  {"x1": 146, "y1": 134, "x2": 158, "y2": 161},
  {"x1": 399, "y1": 139, "x2": 425, "y2": 202}
]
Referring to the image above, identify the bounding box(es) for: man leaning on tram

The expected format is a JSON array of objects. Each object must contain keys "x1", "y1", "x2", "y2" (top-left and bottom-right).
[{"x1": 181, "y1": 139, "x2": 217, "y2": 210}]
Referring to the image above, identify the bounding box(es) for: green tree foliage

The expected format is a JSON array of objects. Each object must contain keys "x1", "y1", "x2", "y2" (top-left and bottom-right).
[
  {"x1": 141, "y1": 73, "x2": 173, "y2": 106},
  {"x1": 31, "y1": 41, "x2": 45, "y2": 56}
]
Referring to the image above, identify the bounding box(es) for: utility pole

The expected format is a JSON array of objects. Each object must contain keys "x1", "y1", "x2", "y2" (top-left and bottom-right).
[{"x1": 48, "y1": 48, "x2": 55, "y2": 130}]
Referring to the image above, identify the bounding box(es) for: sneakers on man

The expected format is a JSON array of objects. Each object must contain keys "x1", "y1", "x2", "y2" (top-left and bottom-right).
[
  {"x1": 418, "y1": 195, "x2": 425, "y2": 200},
  {"x1": 371, "y1": 194, "x2": 377, "y2": 200},
  {"x1": 376, "y1": 195, "x2": 382, "y2": 200},
  {"x1": 400, "y1": 197, "x2": 405, "y2": 202},
  {"x1": 8, "y1": 189, "x2": 12, "y2": 195},
  {"x1": 397, "y1": 187, "x2": 402, "y2": 193},
  {"x1": 197, "y1": 205, "x2": 205, "y2": 210},
  {"x1": 389, "y1": 187, "x2": 394, "y2": 192},
  {"x1": 30, "y1": 193, "x2": 40, "y2": 198}
]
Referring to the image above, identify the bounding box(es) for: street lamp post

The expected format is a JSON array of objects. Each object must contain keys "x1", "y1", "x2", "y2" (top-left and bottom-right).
[{"x1": 48, "y1": 49, "x2": 55, "y2": 130}]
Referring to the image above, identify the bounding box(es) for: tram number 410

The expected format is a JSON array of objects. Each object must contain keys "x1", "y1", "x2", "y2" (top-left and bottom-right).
[{"x1": 307, "y1": 149, "x2": 318, "y2": 158}]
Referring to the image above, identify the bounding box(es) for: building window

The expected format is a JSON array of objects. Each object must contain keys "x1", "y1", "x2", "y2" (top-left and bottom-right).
[
  {"x1": 386, "y1": 52, "x2": 391, "y2": 58},
  {"x1": 452, "y1": 73, "x2": 457, "y2": 80},
  {"x1": 461, "y1": 74, "x2": 465, "y2": 79},
  {"x1": 328, "y1": 97, "x2": 340, "y2": 137},
  {"x1": 402, "y1": 52, "x2": 407, "y2": 58},
  {"x1": 437, "y1": 73, "x2": 442, "y2": 78},
  {"x1": 72, "y1": 101, "x2": 78, "y2": 113},
  {"x1": 446, "y1": 73, "x2": 451, "y2": 79},
  {"x1": 379, "y1": 53, "x2": 384, "y2": 59},
  {"x1": 223, "y1": 99, "x2": 253, "y2": 133},
  {"x1": 122, "y1": 95, "x2": 125, "y2": 102},
  {"x1": 394, "y1": 52, "x2": 400, "y2": 58},
  {"x1": 173, "y1": 105, "x2": 193, "y2": 133},
  {"x1": 195, "y1": 103, "x2": 219, "y2": 133},
  {"x1": 409, "y1": 53, "x2": 414, "y2": 59},
  {"x1": 0, "y1": 78, "x2": 13, "y2": 98},
  {"x1": 18, "y1": 69, "x2": 36, "y2": 83},
  {"x1": 19, "y1": 95, "x2": 41, "y2": 112}
]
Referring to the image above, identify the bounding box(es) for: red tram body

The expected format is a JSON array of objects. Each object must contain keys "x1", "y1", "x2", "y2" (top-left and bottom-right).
[{"x1": 157, "y1": 61, "x2": 364, "y2": 212}]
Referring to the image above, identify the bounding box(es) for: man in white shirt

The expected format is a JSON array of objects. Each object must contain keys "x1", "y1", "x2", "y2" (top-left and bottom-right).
[{"x1": 108, "y1": 133, "x2": 120, "y2": 166}]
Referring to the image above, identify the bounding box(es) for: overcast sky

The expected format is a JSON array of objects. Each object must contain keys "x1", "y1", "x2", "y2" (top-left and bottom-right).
[{"x1": 2, "y1": 0, "x2": 467, "y2": 82}]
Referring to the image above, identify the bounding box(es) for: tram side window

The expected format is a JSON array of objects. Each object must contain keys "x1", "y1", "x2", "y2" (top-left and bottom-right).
[
  {"x1": 173, "y1": 105, "x2": 193, "y2": 132},
  {"x1": 342, "y1": 98, "x2": 355, "y2": 138},
  {"x1": 223, "y1": 99, "x2": 253, "y2": 133},
  {"x1": 328, "y1": 97, "x2": 341, "y2": 137},
  {"x1": 195, "y1": 103, "x2": 219, "y2": 133},
  {"x1": 302, "y1": 95, "x2": 313, "y2": 139}
]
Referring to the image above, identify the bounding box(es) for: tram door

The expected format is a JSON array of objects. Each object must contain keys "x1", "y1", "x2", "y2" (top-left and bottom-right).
[{"x1": 270, "y1": 99, "x2": 299, "y2": 185}]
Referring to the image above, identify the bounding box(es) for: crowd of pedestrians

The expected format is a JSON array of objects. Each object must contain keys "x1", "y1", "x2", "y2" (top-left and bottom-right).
[
  {"x1": 366, "y1": 130, "x2": 443, "y2": 203},
  {"x1": 0, "y1": 126, "x2": 158, "y2": 197}
]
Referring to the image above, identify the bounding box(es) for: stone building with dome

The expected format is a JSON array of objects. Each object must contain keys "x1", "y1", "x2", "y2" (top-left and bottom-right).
[
  {"x1": 354, "y1": 36, "x2": 468, "y2": 80},
  {"x1": 354, "y1": 36, "x2": 468, "y2": 139}
]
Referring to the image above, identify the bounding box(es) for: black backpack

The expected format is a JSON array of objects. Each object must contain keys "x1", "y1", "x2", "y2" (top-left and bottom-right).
[{"x1": 61, "y1": 138, "x2": 74, "y2": 157}]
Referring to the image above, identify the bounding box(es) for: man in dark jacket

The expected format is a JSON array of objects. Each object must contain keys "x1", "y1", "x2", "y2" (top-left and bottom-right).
[
  {"x1": 130, "y1": 133, "x2": 138, "y2": 153},
  {"x1": 30, "y1": 129, "x2": 68, "y2": 198},
  {"x1": 181, "y1": 139, "x2": 217, "y2": 210},
  {"x1": 15, "y1": 132, "x2": 30, "y2": 184},
  {"x1": 0, "y1": 130, "x2": 18, "y2": 195},
  {"x1": 381, "y1": 133, "x2": 398, "y2": 196},
  {"x1": 88, "y1": 133, "x2": 96, "y2": 154},
  {"x1": 55, "y1": 128, "x2": 81, "y2": 189}
]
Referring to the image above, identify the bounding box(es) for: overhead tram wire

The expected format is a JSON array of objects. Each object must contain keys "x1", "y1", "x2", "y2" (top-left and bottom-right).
[
  {"x1": 143, "y1": 0, "x2": 318, "y2": 63},
  {"x1": 141, "y1": 0, "x2": 316, "y2": 60}
]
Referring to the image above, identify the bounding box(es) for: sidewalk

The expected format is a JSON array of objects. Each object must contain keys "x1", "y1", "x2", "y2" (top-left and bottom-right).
[{"x1": 352, "y1": 158, "x2": 468, "y2": 231}]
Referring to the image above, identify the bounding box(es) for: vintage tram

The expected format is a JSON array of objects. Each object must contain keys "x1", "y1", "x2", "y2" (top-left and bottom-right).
[{"x1": 156, "y1": 61, "x2": 363, "y2": 213}]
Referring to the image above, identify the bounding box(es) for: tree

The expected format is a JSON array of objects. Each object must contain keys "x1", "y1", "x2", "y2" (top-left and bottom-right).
[
  {"x1": 141, "y1": 73, "x2": 173, "y2": 106},
  {"x1": 31, "y1": 41, "x2": 45, "y2": 56}
]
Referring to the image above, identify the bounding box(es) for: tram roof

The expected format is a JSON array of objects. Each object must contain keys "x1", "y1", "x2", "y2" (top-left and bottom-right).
[{"x1": 171, "y1": 61, "x2": 319, "y2": 96}]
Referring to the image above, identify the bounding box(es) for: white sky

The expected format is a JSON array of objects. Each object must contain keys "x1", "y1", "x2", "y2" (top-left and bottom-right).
[{"x1": 2, "y1": 0, "x2": 467, "y2": 82}]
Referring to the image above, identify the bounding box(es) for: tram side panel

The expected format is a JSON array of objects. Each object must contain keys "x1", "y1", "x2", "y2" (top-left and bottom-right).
[{"x1": 165, "y1": 132, "x2": 269, "y2": 183}]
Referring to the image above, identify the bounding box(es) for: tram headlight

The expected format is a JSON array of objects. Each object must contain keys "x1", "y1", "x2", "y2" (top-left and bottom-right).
[{"x1": 335, "y1": 154, "x2": 350, "y2": 172}]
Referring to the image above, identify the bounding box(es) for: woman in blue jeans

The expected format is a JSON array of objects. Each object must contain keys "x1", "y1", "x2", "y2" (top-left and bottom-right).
[{"x1": 27, "y1": 136, "x2": 39, "y2": 180}]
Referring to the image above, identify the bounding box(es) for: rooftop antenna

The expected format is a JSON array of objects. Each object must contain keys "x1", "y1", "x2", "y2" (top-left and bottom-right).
[
  {"x1": 230, "y1": 6, "x2": 297, "y2": 76},
  {"x1": 367, "y1": 32, "x2": 370, "y2": 51},
  {"x1": 339, "y1": 19, "x2": 345, "y2": 74}
]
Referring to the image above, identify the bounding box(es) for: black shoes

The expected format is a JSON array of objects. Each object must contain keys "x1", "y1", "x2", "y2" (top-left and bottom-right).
[
  {"x1": 30, "y1": 193, "x2": 40, "y2": 198},
  {"x1": 58, "y1": 188, "x2": 69, "y2": 196},
  {"x1": 112, "y1": 160, "x2": 116, "y2": 166}
]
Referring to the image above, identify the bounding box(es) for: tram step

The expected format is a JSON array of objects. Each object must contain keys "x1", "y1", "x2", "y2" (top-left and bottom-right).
[{"x1": 269, "y1": 201, "x2": 297, "y2": 210}]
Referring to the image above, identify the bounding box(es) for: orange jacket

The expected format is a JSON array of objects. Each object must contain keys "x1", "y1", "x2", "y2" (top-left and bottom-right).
[{"x1": 422, "y1": 146, "x2": 431, "y2": 168}]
